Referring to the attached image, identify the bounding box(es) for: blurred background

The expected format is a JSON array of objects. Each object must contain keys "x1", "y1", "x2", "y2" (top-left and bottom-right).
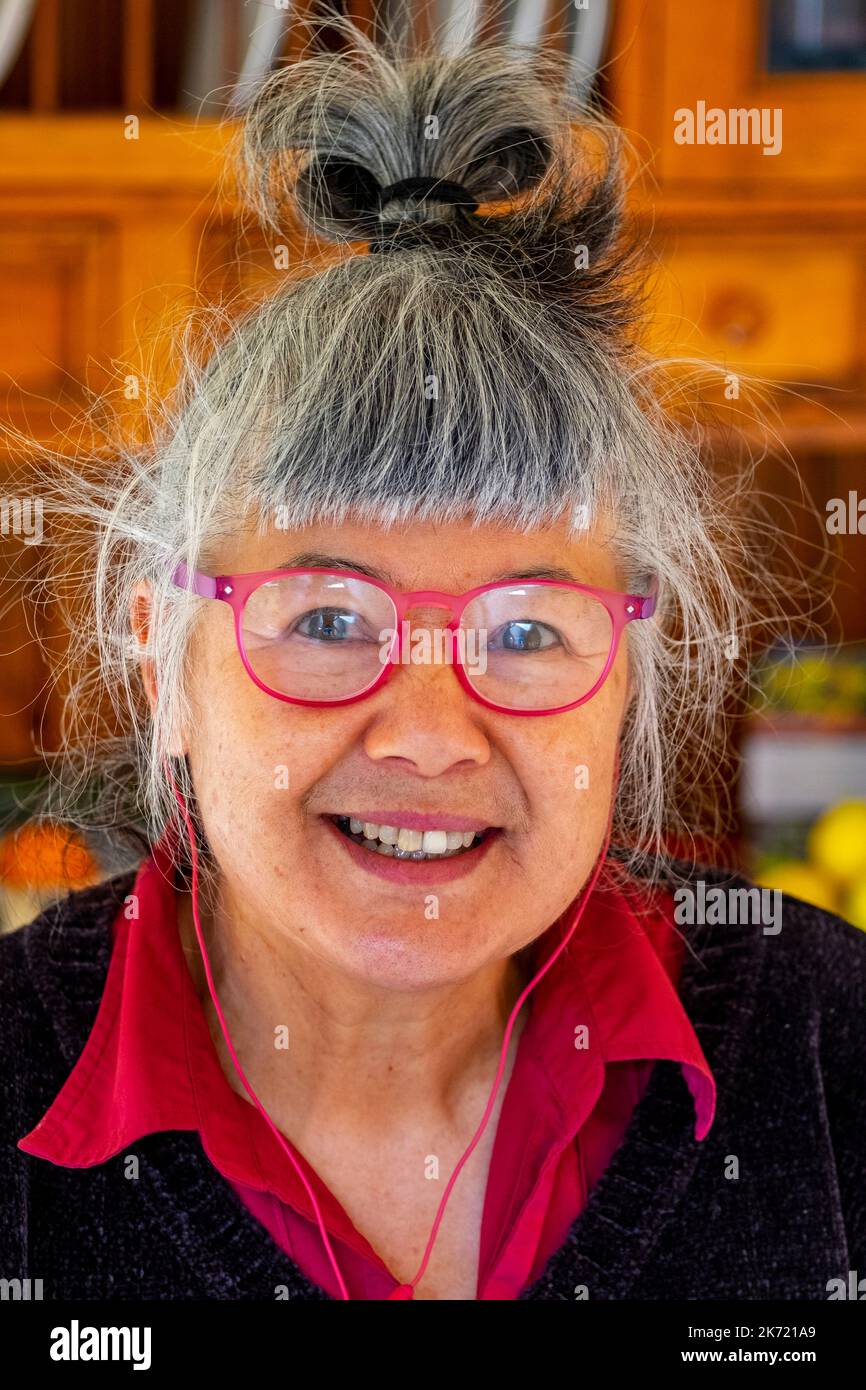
[{"x1": 0, "y1": 0, "x2": 865, "y2": 930}]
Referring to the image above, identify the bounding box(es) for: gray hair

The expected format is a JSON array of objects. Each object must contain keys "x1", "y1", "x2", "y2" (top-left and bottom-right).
[{"x1": 6, "y1": 21, "x2": 816, "y2": 884}]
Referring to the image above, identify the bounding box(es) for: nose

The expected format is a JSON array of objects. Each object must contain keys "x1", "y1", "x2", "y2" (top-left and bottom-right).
[{"x1": 362, "y1": 621, "x2": 491, "y2": 777}]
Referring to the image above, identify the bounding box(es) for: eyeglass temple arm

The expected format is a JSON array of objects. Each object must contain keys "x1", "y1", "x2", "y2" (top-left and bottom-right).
[
  {"x1": 636, "y1": 575, "x2": 659, "y2": 620},
  {"x1": 170, "y1": 561, "x2": 217, "y2": 599}
]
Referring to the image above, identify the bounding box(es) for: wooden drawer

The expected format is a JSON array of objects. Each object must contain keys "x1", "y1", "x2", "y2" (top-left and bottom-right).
[{"x1": 646, "y1": 236, "x2": 864, "y2": 386}]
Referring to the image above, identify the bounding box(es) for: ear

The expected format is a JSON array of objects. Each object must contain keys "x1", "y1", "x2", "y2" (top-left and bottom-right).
[
  {"x1": 130, "y1": 581, "x2": 157, "y2": 711},
  {"x1": 130, "y1": 581, "x2": 187, "y2": 756}
]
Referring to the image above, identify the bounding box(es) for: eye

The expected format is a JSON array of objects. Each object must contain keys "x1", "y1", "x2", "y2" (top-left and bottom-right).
[
  {"x1": 492, "y1": 620, "x2": 561, "y2": 652},
  {"x1": 293, "y1": 607, "x2": 369, "y2": 641}
]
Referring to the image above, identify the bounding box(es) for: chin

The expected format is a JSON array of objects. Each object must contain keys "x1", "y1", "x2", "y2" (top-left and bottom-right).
[{"x1": 321, "y1": 912, "x2": 506, "y2": 992}]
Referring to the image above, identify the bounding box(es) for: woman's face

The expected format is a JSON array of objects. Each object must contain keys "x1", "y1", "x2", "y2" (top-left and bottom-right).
[{"x1": 173, "y1": 515, "x2": 632, "y2": 989}]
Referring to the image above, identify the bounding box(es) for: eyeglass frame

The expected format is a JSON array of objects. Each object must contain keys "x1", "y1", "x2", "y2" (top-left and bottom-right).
[{"x1": 170, "y1": 561, "x2": 658, "y2": 717}]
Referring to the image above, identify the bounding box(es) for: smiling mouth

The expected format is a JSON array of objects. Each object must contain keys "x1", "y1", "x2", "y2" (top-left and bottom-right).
[{"x1": 329, "y1": 816, "x2": 492, "y2": 861}]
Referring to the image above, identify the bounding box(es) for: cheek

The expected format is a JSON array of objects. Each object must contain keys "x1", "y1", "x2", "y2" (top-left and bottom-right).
[
  {"x1": 512, "y1": 667, "x2": 626, "y2": 834},
  {"x1": 184, "y1": 641, "x2": 257, "y2": 777},
  {"x1": 182, "y1": 630, "x2": 285, "y2": 844},
  {"x1": 183, "y1": 633, "x2": 359, "y2": 839}
]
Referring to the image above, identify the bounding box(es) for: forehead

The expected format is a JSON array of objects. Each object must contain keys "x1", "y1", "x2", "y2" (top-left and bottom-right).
[{"x1": 209, "y1": 513, "x2": 624, "y2": 592}]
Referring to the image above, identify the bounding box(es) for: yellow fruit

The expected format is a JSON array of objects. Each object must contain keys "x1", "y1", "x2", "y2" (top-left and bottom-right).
[
  {"x1": 843, "y1": 879, "x2": 866, "y2": 932},
  {"x1": 807, "y1": 801, "x2": 866, "y2": 886},
  {"x1": 754, "y1": 861, "x2": 838, "y2": 914}
]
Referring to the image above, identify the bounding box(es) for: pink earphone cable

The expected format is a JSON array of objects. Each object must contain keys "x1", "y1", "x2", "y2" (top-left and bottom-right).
[{"x1": 166, "y1": 756, "x2": 618, "y2": 1301}]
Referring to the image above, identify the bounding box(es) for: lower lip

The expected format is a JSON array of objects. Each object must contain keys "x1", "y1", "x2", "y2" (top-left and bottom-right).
[{"x1": 321, "y1": 816, "x2": 500, "y2": 885}]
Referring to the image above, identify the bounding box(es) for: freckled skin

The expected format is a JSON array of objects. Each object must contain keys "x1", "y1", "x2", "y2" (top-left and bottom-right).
[{"x1": 135, "y1": 513, "x2": 633, "y2": 1297}]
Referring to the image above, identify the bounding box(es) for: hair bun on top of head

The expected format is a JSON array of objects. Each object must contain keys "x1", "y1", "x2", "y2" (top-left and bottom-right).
[
  {"x1": 238, "y1": 32, "x2": 557, "y2": 250},
  {"x1": 235, "y1": 24, "x2": 630, "y2": 287},
  {"x1": 235, "y1": 22, "x2": 637, "y2": 336}
]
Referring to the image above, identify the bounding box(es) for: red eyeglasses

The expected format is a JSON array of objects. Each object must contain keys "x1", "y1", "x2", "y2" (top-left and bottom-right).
[{"x1": 170, "y1": 563, "x2": 658, "y2": 716}]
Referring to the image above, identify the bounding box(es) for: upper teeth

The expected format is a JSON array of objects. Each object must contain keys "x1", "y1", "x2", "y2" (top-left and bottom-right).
[{"x1": 347, "y1": 819, "x2": 478, "y2": 853}]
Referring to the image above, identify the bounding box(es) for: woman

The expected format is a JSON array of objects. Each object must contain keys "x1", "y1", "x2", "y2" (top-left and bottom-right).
[{"x1": 1, "y1": 30, "x2": 864, "y2": 1302}]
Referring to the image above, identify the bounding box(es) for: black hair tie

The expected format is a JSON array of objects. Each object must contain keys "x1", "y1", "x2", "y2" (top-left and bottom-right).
[
  {"x1": 377, "y1": 175, "x2": 479, "y2": 211},
  {"x1": 368, "y1": 175, "x2": 479, "y2": 253}
]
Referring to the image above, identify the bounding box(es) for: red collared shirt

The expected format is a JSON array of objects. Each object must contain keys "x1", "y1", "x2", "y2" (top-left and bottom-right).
[{"x1": 19, "y1": 838, "x2": 715, "y2": 1299}]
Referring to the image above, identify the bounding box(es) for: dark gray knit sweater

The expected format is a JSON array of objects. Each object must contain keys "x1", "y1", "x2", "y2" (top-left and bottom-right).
[{"x1": 2, "y1": 856, "x2": 865, "y2": 1301}]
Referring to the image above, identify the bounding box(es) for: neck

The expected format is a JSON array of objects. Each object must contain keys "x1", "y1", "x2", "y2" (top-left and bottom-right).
[{"x1": 175, "y1": 884, "x2": 534, "y2": 1145}]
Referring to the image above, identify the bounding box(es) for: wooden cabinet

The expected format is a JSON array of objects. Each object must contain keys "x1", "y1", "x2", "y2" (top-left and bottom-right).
[
  {"x1": 607, "y1": 0, "x2": 866, "y2": 648},
  {"x1": 0, "y1": 119, "x2": 221, "y2": 766}
]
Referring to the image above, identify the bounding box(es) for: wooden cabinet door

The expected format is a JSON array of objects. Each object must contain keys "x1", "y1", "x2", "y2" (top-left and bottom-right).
[{"x1": 610, "y1": 0, "x2": 866, "y2": 193}]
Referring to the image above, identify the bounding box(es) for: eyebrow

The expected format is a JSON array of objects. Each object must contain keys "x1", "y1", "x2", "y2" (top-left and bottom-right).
[
  {"x1": 275, "y1": 552, "x2": 395, "y2": 582},
  {"x1": 274, "y1": 553, "x2": 583, "y2": 586},
  {"x1": 493, "y1": 566, "x2": 581, "y2": 583}
]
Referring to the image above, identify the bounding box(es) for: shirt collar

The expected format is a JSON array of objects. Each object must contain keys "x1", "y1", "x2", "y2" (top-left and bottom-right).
[
  {"x1": 525, "y1": 869, "x2": 715, "y2": 1141},
  {"x1": 19, "y1": 835, "x2": 715, "y2": 1194}
]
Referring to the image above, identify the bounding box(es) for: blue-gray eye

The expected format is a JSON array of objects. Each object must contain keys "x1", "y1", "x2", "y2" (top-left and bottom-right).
[
  {"x1": 296, "y1": 608, "x2": 364, "y2": 641},
  {"x1": 496, "y1": 621, "x2": 560, "y2": 652}
]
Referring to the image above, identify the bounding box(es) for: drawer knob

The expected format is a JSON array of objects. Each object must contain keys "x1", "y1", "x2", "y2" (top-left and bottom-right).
[{"x1": 705, "y1": 288, "x2": 768, "y2": 346}]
